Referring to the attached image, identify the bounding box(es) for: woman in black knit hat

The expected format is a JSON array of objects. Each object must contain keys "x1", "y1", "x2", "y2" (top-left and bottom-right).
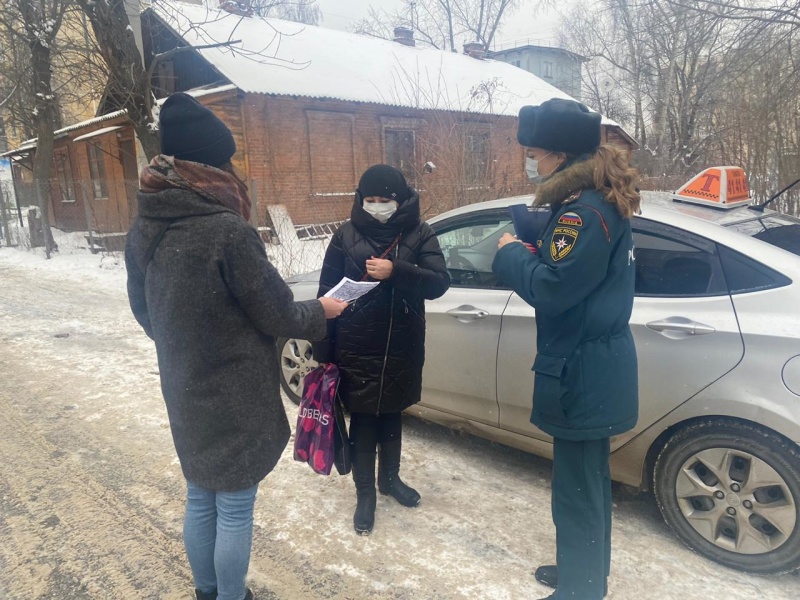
[
  {"x1": 126, "y1": 92, "x2": 347, "y2": 600},
  {"x1": 493, "y1": 98, "x2": 641, "y2": 600},
  {"x1": 314, "y1": 164, "x2": 450, "y2": 535}
]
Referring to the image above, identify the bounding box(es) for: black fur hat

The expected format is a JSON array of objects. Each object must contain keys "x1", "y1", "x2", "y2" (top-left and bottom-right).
[
  {"x1": 159, "y1": 92, "x2": 236, "y2": 168},
  {"x1": 517, "y1": 98, "x2": 601, "y2": 155}
]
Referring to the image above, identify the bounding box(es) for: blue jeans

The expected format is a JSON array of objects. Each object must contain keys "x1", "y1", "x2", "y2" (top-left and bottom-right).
[{"x1": 184, "y1": 481, "x2": 259, "y2": 600}]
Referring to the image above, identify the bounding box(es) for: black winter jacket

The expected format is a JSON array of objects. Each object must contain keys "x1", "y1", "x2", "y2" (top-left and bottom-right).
[
  {"x1": 126, "y1": 187, "x2": 326, "y2": 491},
  {"x1": 313, "y1": 192, "x2": 449, "y2": 414}
]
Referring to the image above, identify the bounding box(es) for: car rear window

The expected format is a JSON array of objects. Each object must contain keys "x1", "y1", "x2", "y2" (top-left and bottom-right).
[
  {"x1": 725, "y1": 215, "x2": 800, "y2": 256},
  {"x1": 717, "y1": 246, "x2": 792, "y2": 294}
]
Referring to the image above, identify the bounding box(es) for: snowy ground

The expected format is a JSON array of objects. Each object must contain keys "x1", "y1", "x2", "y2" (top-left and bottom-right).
[{"x1": 1, "y1": 243, "x2": 798, "y2": 600}]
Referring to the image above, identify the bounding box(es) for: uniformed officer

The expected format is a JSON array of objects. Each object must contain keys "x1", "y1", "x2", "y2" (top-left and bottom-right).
[{"x1": 492, "y1": 98, "x2": 640, "y2": 600}]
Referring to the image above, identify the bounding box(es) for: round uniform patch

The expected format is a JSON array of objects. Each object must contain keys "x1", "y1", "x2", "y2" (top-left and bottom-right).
[{"x1": 550, "y1": 226, "x2": 579, "y2": 261}]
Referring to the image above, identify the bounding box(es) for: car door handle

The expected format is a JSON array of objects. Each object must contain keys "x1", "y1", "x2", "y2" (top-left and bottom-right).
[
  {"x1": 446, "y1": 305, "x2": 489, "y2": 322},
  {"x1": 646, "y1": 317, "x2": 716, "y2": 336}
]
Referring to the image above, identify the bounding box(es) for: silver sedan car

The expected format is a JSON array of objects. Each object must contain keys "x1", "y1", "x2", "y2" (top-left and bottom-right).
[{"x1": 280, "y1": 192, "x2": 800, "y2": 575}]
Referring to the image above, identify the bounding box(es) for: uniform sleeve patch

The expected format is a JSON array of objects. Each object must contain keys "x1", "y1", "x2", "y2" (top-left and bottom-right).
[
  {"x1": 557, "y1": 212, "x2": 583, "y2": 227},
  {"x1": 550, "y1": 227, "x2": 579, "y2": 261}
]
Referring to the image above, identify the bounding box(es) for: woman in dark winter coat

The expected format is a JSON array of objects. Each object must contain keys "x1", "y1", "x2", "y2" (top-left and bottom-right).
[
  {"x1": 126, "y1": 93, "x2": 347, "y2": 600},
  {"x1": 314, "y1": 164, "x2": 450, "y2": 535},
  {"x1": 492, "y1": 98, "x2": 640, "y2": 600}
]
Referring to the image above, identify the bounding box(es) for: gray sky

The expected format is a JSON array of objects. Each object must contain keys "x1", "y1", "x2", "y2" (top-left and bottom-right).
[{"x1": 315, "y1": 0, "x2": 561, "y2": 47}]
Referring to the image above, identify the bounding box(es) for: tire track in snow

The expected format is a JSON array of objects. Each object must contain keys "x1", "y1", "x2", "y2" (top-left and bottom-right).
[{"x1": 0, "y1": 384, "x2": 193, "y2": 600}]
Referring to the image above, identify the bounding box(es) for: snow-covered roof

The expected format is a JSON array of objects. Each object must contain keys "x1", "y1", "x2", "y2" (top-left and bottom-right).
[
  {"x1": 152, "y1": 2, "x2": 623, "y2": 128},
  {"x1": 4, "y1": 85, "x2": 238, "y2": 155}
]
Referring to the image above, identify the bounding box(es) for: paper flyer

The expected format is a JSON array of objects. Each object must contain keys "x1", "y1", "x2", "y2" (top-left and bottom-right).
[{"x1": 323, "y1": 277, "x2": 380, "y2": 302}]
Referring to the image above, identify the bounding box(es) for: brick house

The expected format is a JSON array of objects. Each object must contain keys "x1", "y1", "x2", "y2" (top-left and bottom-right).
[
  {"x1": 3, "y1": 88, "x2": 234, "y2": 243},
  {"x1": 5, "y1": 1, "x2": 636, "y2": 238}
]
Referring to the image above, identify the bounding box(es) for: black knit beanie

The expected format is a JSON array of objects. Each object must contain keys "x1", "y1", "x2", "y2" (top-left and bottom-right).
[
  {"x1": 159, "y1": 92, "x2": 236, "y2": 168},
  {"x1": 357, "y1": 164, "x2": 412, "y2": 202},
  {"x1": 517, "y1": 98, "x2": 601, "y2": 155}
]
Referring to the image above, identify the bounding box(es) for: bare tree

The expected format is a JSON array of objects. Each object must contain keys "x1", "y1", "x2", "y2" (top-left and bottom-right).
[
  {"x1": 76, "y1": 0, "x2": 162, "y2": 160},
  {"x1": 250, "y1": 0, "x2": 321, "y2": 24},
  {"x1": 560, "y1": 0, "x2": 769, "y2": 176},
  {"x1": 667, "y1": 0, "x2": 799, "y2": 29},
  {"x1": 0, "y1": 0, "x2": 72, "y2": 257},
  {"x1": 559, "y1": 1, "x2": 648, "y2": 142},
  {"x1": 354, "y1": 0, "x2": 524, "y2": 51},
  {"x1": 76, "y1": 0, "x2": 321, "y2": 162}
]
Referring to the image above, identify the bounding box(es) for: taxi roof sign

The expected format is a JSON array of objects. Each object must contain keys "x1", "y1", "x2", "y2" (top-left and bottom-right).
[{"x1": 672, "y1": 166, "x2": 752, "y2": 209}]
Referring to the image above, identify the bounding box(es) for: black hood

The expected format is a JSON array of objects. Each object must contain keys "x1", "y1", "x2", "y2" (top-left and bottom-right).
[{"x1": 350, "y1": 190, "x2": 421, "y2": 244}]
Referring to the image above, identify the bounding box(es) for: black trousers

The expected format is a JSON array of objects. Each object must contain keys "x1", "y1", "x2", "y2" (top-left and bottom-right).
[
  {"x1": 349, "y1": 411, "x2": 402, "y2": 453},
  {"x1": 552, "y1": 437, "x2": 611, "y2": 600}
]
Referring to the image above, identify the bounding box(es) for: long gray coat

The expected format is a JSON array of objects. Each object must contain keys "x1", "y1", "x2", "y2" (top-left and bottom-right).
[{"x1": 126, "y1": 187, "x2": 326, "y2": 491}]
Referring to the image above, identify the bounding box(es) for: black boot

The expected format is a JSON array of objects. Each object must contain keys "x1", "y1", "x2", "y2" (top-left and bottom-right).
[
  {"x1": 352, "y1": 449, "x2": 377, "y2": 535},
  {"x1": 534, "y1": 565, "x2": 558, "y2": 589},
  {"x1": 534, "y1": 565, "x2": 608, "y2": 597},
  {"x1": 378, "y1": 439, "x2": 421, "y2": 507}
]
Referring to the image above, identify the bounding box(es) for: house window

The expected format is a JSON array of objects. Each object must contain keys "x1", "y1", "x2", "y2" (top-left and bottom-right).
[
  {"x1": 306, "y1": 110, "x2": 356, "y2": 197},
  {"x1": 384, "y1": 129, "x2": 416, "y2": 183},
  {"x1": 87, "y1": 141, "x2": 108, "y2": 199},
  {"x1": 543, "y1": 61, "x2": 554, "y2": 79},
  {"x1": 156, "y1": 59, "x2": 176, "y2": 96},
  {"x1": 54, "y1": 149, "x2": 75, "y2": 203},
  {"x1": 512, "y1": 59, "x2": 521, "y2": 68},
  {"x1": 465, "y1": 132, "x2": 490, "y2": 185}
]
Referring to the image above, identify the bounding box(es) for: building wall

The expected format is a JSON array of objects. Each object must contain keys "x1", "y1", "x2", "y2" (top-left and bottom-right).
[
  {"x1": 240, "y1": 95, "x2": 534, "y2": 226},
  {"x1": 35, "y1": 88, "x2": 633, "y2": 235},
  {"x1": 491, "y1": 47, "x2": 584, "y2": 101},
  {"x1": 45, "y1": 118, "x2": 136, "y2": 234}
]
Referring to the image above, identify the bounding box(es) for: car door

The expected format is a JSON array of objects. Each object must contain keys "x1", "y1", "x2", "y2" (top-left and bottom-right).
[
  {"x1": 620, "y1": 218, "x2": 744, "y2": 445},
  {"x1": 421, "y1": 210, "x2": 514, "y2": 426},
  {"x1": 497, "y1": 217, "x2": 744, "y2": 447}
]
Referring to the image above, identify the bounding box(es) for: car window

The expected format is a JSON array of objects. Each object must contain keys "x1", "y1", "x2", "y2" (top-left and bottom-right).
[
  {"x1": 724, "y1": 214, "x2": 800, "y2": 257},
  {"x1": 633, "y1": 220, "x2": 728, "y2": 297},
  {"x1": 434, "y1": 213, "x2": 514, "y2": 288},
  {"x1": 717, "y1": 245, "x2": 792, "y2": 294}
]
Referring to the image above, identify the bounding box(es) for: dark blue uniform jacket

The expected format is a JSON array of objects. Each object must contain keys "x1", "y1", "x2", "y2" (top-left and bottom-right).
[{"x1": 493, "y1": 160, "x2": 638, "y2": 441}]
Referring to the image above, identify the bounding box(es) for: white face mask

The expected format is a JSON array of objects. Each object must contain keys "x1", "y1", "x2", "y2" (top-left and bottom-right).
[
  {"x1": 363, "y1": 200, "x2": 398, "y2": 223},
  {"x1": 525, "y1": 152, "x2": 554, "y2": 182}
]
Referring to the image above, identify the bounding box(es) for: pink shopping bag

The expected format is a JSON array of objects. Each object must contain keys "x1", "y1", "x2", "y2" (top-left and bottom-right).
[{"x1": 294, "y1": 364, "x2": 339, "y2": 475}]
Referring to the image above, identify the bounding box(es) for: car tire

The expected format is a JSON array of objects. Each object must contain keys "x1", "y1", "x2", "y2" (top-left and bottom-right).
[
  {"x1": 654, "y1": 419, "x2": 800, "y2": 574},
  {"x1": 277, "y1": 337, "x2": 317, "y2": 405}
]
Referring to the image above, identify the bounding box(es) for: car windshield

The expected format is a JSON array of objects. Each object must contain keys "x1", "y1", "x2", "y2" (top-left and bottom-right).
[{"x1": 724, "y1": 213, "x2": 800, "y2": 256}]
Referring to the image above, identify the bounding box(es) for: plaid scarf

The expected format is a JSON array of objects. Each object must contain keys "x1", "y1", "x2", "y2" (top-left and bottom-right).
[{"x1": 140, "y1": 155, "x2": 252, "y2": 221}]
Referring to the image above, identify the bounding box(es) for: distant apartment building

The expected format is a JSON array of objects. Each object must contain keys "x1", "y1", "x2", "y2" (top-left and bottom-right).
[{"x1": 489, "y1": 44, "x2": 587, "y2": 101}]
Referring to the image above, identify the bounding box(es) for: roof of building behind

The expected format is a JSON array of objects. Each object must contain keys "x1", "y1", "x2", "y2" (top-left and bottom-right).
[
  {"x1": 151, "y1": 1, "x2": 621, "y2": 127},
  {"x1": 1, "y1": 85, "x2": 237, "y2": 156},
  {"x1": 489, "y1": 44, "x2": 589, "y2": 63}
]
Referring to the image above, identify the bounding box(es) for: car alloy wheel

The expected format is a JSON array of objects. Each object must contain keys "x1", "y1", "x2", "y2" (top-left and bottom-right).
[
  {"x1": 654, "y1": 420, "x2": 800, "y2": 574},
  {"x1": 278, "y1": 338, "x2": 317, "y2": 405}
]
